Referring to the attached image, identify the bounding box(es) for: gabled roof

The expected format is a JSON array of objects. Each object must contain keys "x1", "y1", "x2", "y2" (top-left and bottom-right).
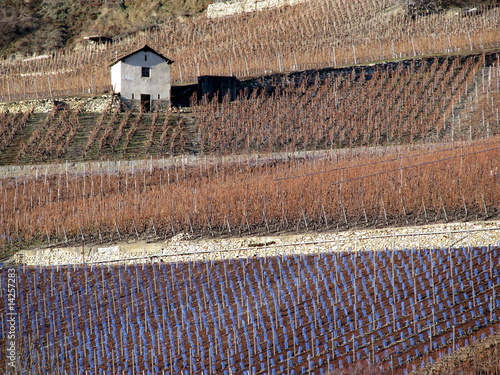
[{"x1": 109, "y1": 44, "x2": 174, "y2": 67}]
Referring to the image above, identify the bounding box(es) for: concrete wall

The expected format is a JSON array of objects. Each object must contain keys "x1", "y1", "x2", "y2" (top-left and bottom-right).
[
  {"x1": 112, "y1": 50, "x2": 171, "y2": 106},
  {"x1": 207, "y1": 0, "x2": 308, "y2": 18}
]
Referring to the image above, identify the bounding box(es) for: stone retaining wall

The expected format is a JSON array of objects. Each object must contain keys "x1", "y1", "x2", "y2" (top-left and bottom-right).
[
  {"x1": 11, "y1": 221, "x2": 500, "y2": 266},
  {"x1": 206, "y1": 0, "x2": 307, "y2": 18},
  {"x1": 0, "y1": 94, "x2": 117, "y2": 113}
]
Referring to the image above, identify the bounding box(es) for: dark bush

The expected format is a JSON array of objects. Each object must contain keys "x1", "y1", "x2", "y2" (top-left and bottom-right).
[{"x1": 394, "y1": 0, "x2": 500, "y2": 16}]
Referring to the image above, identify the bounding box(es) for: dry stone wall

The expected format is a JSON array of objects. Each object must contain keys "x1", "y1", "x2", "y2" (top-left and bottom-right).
[
  {"x1": 0, "y1": 94, "x2": 117, "y2": 113},
  {"x1": 11, "y1": 221, "x2": 500, "y2": 266},
  {"x1": 206, "y1": 0, "x2": 308, "y2": 18}
]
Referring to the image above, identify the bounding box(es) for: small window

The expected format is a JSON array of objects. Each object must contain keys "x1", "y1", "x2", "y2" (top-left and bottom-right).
[
  {"x1": 158, "y1": 94, "x2": 161, "y2": 99},
  {"x1": 132, "y1": 93, "x2": 134, "y2": 99},
  {"x1": 144, "y1": 54, "x2": 148, "y2": 61},
  {"x1": 141, "y1": 67, "x2": 150, "y2": 78}
]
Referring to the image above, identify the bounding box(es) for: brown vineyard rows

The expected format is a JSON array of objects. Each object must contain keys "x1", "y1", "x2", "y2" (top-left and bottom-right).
[
  {"x1": 0, "y1": 0, "x2": 499, "y2": 101},
  {"x1": 0, "y1": 54, "x2": 498, "y2": 166},
  {"x1": 196, "y1": 55, "x2": 499, "y2": 154},
  {"x1": 0, "y1": 138, "x2": 499, "y2": 252}
]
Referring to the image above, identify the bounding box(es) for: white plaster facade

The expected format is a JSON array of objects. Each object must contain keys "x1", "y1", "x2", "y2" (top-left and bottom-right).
[{"x1": 110, "y1": 45, "x2": 173, "y2": 109}]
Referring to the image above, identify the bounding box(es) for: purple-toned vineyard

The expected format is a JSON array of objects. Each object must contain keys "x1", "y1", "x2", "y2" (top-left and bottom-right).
[{"x1": 2, "y1": 245, "x2": 500, "y2": 374}]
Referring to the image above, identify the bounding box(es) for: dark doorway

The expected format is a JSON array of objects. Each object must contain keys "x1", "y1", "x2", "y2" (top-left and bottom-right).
[{"x1": 140, "y1": 94, "x2": 151, "y2": 112}]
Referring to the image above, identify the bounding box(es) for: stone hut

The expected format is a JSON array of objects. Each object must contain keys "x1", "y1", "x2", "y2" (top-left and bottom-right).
[{"x1": 110, "y1": 44, "x2": 174, "y2": 111}]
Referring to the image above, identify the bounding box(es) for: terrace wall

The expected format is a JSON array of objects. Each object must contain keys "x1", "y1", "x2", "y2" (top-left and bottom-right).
[
  {"x1": 11, "y1": 221, "x2": 500, "y2": 266},
  {"x1": 206, "y1": 0, "x2": 308, "y2": 18},
  {"x1": 0, "y1": 94, "x2": 118, "y2": 113}
]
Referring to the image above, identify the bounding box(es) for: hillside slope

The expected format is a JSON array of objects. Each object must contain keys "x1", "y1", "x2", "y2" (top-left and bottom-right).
[
  {"x1": 1, "y1": 53, "x2": 498, "y2": 165},
  {"x1": 1, "y1": 0, "x2": 499, "y2": 102},
  {"x1": 0, "y1": 0, "x2": 211, "y2": 57},
  {"x1": 2, "y1": 0, "x2": 497, "y2": 58}
]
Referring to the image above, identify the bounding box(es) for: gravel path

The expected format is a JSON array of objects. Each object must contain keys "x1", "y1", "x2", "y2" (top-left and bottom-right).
[{"x1": 12, "y1": 220, "x2": 500, "y2": 266}]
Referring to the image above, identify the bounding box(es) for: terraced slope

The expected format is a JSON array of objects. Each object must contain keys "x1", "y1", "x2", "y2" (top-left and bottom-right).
[
  {"x1": 0, "y1": 54, "x2": 498, "y2": 165},
  {"x1": 3, "y1": 245, "x2": 499, "y2": 374},
  {"x1": 197, "y1": 54, "x2": 499, "y2": 154},
  {"x1": 0, "y1": 110, "x2": 196, "y2": 166},
  {"x1": 1, "y1": 0, "x2": 499, "y2": 100}
]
